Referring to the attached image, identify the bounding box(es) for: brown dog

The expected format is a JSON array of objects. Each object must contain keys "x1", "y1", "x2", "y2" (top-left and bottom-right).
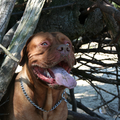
[{"x1": 1, "y1": 32, "x2": 76, "y2": 120}]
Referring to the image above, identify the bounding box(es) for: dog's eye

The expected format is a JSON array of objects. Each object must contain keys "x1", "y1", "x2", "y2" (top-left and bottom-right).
[{"x1": 41, "y1": 42, "x2": 48, "y2": 46}]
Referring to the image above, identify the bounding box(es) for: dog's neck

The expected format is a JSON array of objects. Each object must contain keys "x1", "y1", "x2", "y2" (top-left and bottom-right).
[{"x1": 18, "y1": 64, "x2": 65, "y2": 112}]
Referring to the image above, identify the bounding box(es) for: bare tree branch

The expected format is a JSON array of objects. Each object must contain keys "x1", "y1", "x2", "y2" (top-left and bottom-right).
[
  {"x1": 96, "y1": 0, "x2": 120, "y2": 22},
  {"x1": 72, "y1": 68, "x2": 120, "y2": 85},
  {"x1": 95, "y1": 0, "x2": 120, "y2": 43}
]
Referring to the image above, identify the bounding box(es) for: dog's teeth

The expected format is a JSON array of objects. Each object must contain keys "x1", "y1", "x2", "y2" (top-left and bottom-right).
[
  {"x1": 46, "y1": 70, "x2": 52, "y2": 78},
  {"x1": 44, "y1": 70, "x2": 47, "y2": 76},
  {"x1": 44, "y1": 70, "x2": 52, "y2": 78}
]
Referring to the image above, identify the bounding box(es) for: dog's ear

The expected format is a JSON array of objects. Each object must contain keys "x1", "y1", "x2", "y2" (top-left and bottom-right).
[
  {"x1": 19, "y1": 44, "x2": 27, "y2": 66},
  {"x1": 19, "y1": 35, "x2": 34, "y2": 66}
]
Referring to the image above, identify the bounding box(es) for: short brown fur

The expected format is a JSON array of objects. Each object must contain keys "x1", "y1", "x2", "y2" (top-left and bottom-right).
[{"x1": 0, "y1": 32, "x2": 75, "y2": 120}]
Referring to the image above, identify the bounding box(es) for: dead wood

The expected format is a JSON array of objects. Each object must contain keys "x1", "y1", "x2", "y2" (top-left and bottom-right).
[
  {"x1": 0, "y1": 0, "x2": 46, "y2": 101},
  {"x1": 96, "y1": 0, "x2": 120, "y2": 44},
  {"x1": 0, "y1": 21, "x2": 19, "y2": 54},
  {"x1": 0, "y1": 0, "x2": 16, "y2": 43},
  {"x1": 96, "y1": 0, "x2": 120, "y2": 22}
]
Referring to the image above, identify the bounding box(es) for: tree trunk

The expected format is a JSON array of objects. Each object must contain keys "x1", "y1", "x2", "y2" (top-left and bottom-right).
[
  {"x1": 35, "y1": 0, "x2": 104, "y2": 40},
  {"x1": 0, "y1": 21, "x2": 19, "y2": 54},
  {"x1": 0, "y1": 0, "x2": 16, "y2": 43},
  {"x1": 0, "y1": 0, "x2": 46, "y2": 101}
]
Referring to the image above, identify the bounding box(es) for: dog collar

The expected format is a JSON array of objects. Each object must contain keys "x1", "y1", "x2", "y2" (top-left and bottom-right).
[{"x1": 20, "y1": 81, "x2": 67, "y2": 112}]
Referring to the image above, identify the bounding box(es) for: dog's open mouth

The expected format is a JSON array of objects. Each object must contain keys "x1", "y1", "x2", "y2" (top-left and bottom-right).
[{"x1": 32, "y1": 61, "x2": 77, "y2": 89}]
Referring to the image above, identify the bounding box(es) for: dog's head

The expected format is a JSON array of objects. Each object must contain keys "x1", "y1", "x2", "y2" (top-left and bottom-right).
[{"x1": 19, "y1": 32, "x2": 76, "y2": 89}]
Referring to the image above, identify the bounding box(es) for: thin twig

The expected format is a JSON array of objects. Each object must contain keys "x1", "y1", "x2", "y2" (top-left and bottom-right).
[
  {"x1": 85, "y1": 69, "x2": 120, "y2": 77},
  {"x1": 0, "y1": 99, "x2": 9, "y2": 107},
  {"x1": 87, "y1": 80, "x2": 117, "y2": 114},
  {"x1": 91, "y1": 83, "x2": 120, "y2": 98},
  {"x1": 0, "y1": 113, "x2": 9, "y2": 116},
  {"x1": 115, "y1": 112, "x2": 120, "y2": 120},
  {"x1": 93, "y1": 96, "x2": 117, "y2": 111},
  {"x1": 0, "y1": 44, "x2": 19, "y2": 62},
  {"x1": 115, "y1": 66, "x2": 120, "y2": 110}
]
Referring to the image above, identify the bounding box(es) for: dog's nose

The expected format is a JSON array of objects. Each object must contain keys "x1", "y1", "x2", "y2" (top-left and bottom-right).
[{"x1": 57, "y1": 44, "x2": 70, "y2": 56}]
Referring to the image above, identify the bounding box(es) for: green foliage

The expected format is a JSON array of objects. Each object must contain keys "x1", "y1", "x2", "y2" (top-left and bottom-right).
[{"x1": 112, "y1": 2, "x2": 120, "y2": 10}]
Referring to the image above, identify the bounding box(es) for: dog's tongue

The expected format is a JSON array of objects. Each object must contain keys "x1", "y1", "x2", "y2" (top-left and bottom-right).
[{"x1": 51, "y1": 67, "x2": 77, "y2": 89}]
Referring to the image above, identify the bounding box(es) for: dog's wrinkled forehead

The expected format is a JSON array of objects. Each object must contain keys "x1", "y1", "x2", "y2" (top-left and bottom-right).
[
  {"x1": 25, "y1": 32, "x2": 71, "y2": 53},
  {"x1": 29, "y1": 32, "x2": 71, "y2": 45},
  {"x1": 50, "y1": 32, "x2": 71, "y2": 43},
  {"x1": 19, "y1": 32, "x2": 72, "y2": 66}
]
